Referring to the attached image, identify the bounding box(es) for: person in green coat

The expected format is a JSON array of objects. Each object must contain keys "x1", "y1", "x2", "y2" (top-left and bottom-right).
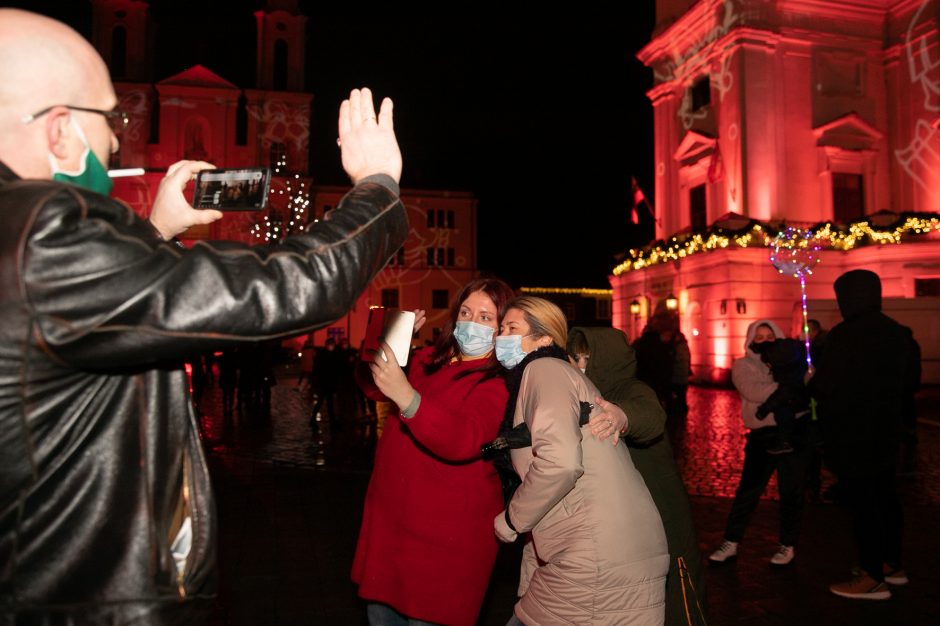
[{"x1": 568, "y1": 326, "x2": 706, "y2": 625}]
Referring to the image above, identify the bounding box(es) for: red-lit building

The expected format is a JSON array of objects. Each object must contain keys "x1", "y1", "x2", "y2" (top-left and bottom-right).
[
  {"x1": 90, "y1": 0, "x2": 479, "y2": 348},
  {"x1": 613, "y1": 0, "x2": 940, "y2": 383},
  {"x1": 307, "y1": 187, "x2": 478, "y2": 347}
]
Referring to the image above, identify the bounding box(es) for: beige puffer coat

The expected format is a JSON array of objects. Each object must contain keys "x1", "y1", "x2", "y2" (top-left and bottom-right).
[{"x1": 507, "y1": 358, "x2": 669, "y2": 625}]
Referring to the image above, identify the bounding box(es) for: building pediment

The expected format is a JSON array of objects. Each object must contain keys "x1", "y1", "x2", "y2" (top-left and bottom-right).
[
  {"x1": 159, "y1": 65, "x2": 238, "y2": 89},
  {"x1": 813, "y1": 112, "x2": 882, "y2": 150},
  {"x1": 673, "y1": 130, "x2": 716, "y2": 166}
]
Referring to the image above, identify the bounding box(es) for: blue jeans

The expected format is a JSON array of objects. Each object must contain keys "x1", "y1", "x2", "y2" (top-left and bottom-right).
[
  {"x1": 366, "y1": 602, "x2": 441, "y2": 626},
  {"x1": 506, "y1": 614, "x2": 525, "y2": 626}
]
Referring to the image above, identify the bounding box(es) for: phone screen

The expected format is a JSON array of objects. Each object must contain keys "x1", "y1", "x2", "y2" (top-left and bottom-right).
[{"x1": 193, "y1": 168, "x2": 271, "y2": 211}]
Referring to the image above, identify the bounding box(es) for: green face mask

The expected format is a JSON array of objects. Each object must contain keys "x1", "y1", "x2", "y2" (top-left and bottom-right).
[{"x1": 49, "y1": 118, "x2": 113, "y2": 196}]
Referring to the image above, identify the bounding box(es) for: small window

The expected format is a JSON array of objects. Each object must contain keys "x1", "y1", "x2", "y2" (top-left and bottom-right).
[
  {"x1": 832, "y1": 173, "x2": 864, "y2": 223},
  {"x1": 432, "y1": 289, "x2": 449, "y2": 309},
  {"x1": 690, "y1": 184, "x2": 707, "y2": 232},
  {"x1": 691, "y1": 76, "x2": 710, "y2": 111},
  {"x1": 915, "y1": 278, "x2": 940, "y2": 297},
  {"x1": 436, "y1": 248, "x2": 445, "y2": 266},
  {"x1": 447, "y1": 248, "x2": 455, "y2": 267},
  {"x1": 437, "y1": 210, "x2": 445, "y2": 228},
  {"x1": 596, "y1": 299, "x2": 611, "y2": 320},
  {"x1": 235, "y1": 93, "x2": 248, "y2": 146},
  {"x1": 447, "y1": 210, "x2": 455, "y2": 229},
  {"x1": 427, "y1": 210, "x2": 435, "y2": 228},
  {"x1": 396, "y1": 247, "x2": 406, "y2": 265},
  {"x1": 381, "y1": 288, "x2": 399, "y2": 309},
  {"x1": 269, "y1": 141, "x2": 286, "y2": 168},
  {"x1": 426, "y1": 248, "x2": 435, "y2": 266},
  {"x1": 565, "y1": 303, "x2": 577, "y2": 320},
  {"x1": 111, "y1": 26, "x2": 127, "y2": 79},
  {"x1": 273, "y1": 39, "x2": 288, "y2": 91}
]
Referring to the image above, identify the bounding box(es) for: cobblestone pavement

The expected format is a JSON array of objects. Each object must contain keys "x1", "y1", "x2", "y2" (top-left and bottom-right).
[{"x1": 203, "y1": 373, "x2": 940, "y2": 625}]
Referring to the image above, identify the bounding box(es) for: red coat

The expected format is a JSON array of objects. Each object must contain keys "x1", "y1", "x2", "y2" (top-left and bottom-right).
[{"x1": 352, "y1": 348, "x2": 507, "y2": 626}]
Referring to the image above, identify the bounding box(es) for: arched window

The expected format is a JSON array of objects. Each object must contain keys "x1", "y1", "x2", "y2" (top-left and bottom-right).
[
  {"x1": 183, "y1": 118, "x2": 210, "y2": 161},
  {"x1": 111, "y1": 26, "x2": 127, "y2": 78},
  {"x1": 236, "y1": 93, "x2": 248, "y2": 146},
  {"x1": 273, "y1": 39, "x2": 288, "y2": 91}
]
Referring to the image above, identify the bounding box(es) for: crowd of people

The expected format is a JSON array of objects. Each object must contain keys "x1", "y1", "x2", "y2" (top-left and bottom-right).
[{"x1": 0, "y1": 8, "x2": 926, "y2": 625}]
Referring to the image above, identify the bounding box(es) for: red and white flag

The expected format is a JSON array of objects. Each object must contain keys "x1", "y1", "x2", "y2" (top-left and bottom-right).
[
  {"x1": 630, "y1": 176, "x2": 645, "y2": 225},
  {"x1": 707, "y1": 142, "x2": 724, "y2": 183}
]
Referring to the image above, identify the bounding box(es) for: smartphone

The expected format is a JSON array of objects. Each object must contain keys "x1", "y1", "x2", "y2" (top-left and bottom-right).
[
  {"x1": 361, "y1": 307, "x2": 415, "y2": 367},
  {"x1": 193, "y1": 167, "x2": 271, "y2": 211}
]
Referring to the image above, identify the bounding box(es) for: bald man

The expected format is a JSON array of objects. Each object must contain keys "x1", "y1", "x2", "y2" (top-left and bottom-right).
[{"x1": 0, "y1": 9, "x2": 407, "y2": 623}]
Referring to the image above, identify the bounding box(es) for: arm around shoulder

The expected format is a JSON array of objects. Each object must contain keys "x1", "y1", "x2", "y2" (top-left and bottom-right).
[{"x1": 507, "y1": 359, "x2": 584, "y2": 533}]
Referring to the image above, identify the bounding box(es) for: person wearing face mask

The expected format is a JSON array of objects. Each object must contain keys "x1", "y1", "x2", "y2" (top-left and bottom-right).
[
  {"x1": 494, "y1": 297, "x2": 669, "y2": 626},
  {"x1": 0, "y1": 10, "x2": 407, "y2": 624},
  {"x1": 709, "y1": 320, "x2": 812, "y2": 569},
  {"x1": 352, "y1": 278, "x2": 515, "y2": 626}
]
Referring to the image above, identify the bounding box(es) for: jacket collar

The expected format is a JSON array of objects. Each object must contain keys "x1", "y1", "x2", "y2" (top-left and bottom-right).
[{"x1": 0, "y1": 159, "x2": 21, "y2": 185}]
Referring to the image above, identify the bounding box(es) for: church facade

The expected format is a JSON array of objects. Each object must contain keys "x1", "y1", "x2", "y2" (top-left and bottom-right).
[{"x1": 613, "y1": 0, "x2": 940, "y2": 383}]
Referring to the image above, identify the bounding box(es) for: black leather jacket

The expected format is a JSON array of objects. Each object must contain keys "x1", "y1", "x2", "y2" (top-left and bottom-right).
[{"x1": 0, "y1": 161, "x2": 407, "y2": 623}]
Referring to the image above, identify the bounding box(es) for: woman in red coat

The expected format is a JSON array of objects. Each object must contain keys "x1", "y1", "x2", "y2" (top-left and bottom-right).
[{"x1": 353, "y1": 278, "x2": 515, "y2": 626}]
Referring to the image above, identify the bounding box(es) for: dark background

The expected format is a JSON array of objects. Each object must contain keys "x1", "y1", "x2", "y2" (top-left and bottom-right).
[{"x1": 8, "y1": 1, "x2": 658, "y2": 288}]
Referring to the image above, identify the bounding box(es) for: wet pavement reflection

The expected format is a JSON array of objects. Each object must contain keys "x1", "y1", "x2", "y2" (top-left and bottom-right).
[{"x1": 202, "y1": 368, "x2": 940, "y2": 625}]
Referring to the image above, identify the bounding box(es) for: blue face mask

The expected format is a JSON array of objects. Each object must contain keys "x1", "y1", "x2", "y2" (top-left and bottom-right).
[
  {"x1": 49, "y1": 118, "x2": 114, "y2": 196},
  {"x1": 453, "y1": 321, "x2": 495, "y2": 357},
  {"x1": 495, "y1": 334, "x2": 530, "y2": 369}
]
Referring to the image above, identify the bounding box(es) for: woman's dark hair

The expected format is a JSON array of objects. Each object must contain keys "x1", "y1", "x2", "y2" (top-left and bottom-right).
[{"x1": 423, "y1": 277, "x2": 516, "y2": 379}]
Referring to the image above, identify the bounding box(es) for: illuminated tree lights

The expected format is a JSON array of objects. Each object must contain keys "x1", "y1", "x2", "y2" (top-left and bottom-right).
[
  {"x1": 250, "y1": 156, "x2": 311, "y2": 242},
  {"x1": 612, "y1": 213, "x2": 940, "y2": 276}
]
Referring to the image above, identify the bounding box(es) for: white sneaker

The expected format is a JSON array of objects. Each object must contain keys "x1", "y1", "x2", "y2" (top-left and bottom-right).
[
  {"x1": 770, "y1": 545, "x2": 795, "y2": 567},
  {"x1": 709, "y1": 540, "x2": 738, "y2": 563}
]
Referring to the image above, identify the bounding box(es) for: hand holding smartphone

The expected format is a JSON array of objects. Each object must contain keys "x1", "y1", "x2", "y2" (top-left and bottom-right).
[
  {"x1": 193, "y1": 167, "x2": 272, "y2": 211},
  {"x1": 361, "y1": 307, "x2": 415, "y2": 366}
]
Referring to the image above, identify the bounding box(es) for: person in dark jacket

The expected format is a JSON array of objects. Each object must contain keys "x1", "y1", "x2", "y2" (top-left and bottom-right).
[
  {"x1": 0, "y1": 10, "x2": 407, "y2": 623},
  {"x1": 633, "y1": 313, "x2": 678, "y2": 408},
  {"x1": 751, "y1": 338, "x2": 810, "y2": 455},
  {"x1": 815, "y1": 270, "x2": 915, "y2": 601},
  {"x1": 569, "y1": 327, "x2": 706, "y2": 625}
]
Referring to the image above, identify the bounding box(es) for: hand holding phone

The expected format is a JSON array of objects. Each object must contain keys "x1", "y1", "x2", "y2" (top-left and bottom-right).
[
  {"x1": 193, "y1": 167, "x2": 272, "y2": 211},
  {"x1": 361, "y1": 308, "x2": 415, "y2": 366}
]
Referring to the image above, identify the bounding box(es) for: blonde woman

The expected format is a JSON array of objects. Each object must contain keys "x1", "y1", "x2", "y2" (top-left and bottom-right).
[{"x1": 493, "y1": 296, "x2": 669, "y2": 625}]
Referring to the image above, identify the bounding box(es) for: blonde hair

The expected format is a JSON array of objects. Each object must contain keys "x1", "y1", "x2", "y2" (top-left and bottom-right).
[{"x1": 509, "y1": 296, "x2": 568, "y2": 349}]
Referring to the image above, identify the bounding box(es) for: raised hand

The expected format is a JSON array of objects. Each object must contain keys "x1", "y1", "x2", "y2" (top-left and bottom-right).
[{"x1": 338, "y1": 87, "x2": 402, "y2": 184}]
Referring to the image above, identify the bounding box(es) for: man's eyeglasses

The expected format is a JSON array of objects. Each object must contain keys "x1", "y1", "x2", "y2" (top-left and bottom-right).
[{"x1": 21, "y1": 105, "x2": 130, "y2": 135}]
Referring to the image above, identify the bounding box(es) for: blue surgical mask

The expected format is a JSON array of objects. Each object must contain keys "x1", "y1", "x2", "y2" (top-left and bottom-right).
[
  {"x1": 453, "y1": 321, "x2": 495, "y2": 357},
  {"x1": 49, "y1": 118, "x2": 113, "y2": 196},
  {"x1": 496, "y1": 334, "x2": 530, "y2": 369}
]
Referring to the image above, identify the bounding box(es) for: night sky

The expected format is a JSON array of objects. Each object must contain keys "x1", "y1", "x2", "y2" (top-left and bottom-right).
[{"x1": 13, "y1": 1, "x2": 658, "y2": 288}]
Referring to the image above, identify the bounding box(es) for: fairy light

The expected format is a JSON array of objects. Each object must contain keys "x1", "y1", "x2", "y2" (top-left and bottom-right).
[
  {"x1": 249, "y1": 155, "x2": 310, "y2": 243},
  {"x1": 612, "y1": 213, "x2": 940, "y2": 276},
  {"x1": 520, "y1": 287, "x2": 613, "y2": 296}
]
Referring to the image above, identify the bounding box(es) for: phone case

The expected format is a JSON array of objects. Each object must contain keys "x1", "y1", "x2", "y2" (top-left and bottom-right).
[{"x1": 361, "y1": 308, "x2": 415, "y2": 367}]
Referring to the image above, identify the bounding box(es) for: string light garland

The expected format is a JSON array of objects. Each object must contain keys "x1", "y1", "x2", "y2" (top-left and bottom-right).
[
  {"x1": 520, "y1": 287, "x2": 613, "y2": 296},
  {"x1": 612, "y1": 212, "x2": 940, "y2": 276},
  {"x1": 250, "y1": 156, "x2": 311, "y2": 242}
]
